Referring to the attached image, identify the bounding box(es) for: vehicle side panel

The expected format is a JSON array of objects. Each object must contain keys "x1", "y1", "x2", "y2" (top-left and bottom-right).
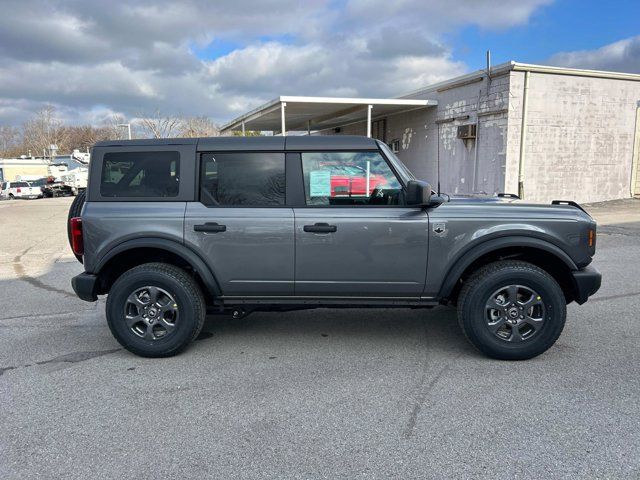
[
  {"x1": 82, "y1": 202, "x2": 187, "y2": 273},
  {"x1": 423, "y1": 202, "x2": 595, "y2": 298},
  {"x1": 294, "y1": 207, "x2": 429, "y2": 296},
  {"x1": 184, "y1": 203, "x2": 295, "y2": 295}
]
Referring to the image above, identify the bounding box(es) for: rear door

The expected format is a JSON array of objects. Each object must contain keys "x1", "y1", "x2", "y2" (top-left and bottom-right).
[
  {"x1": 184, "y1": 151, "x2": 294, "y2": 296},
  {"x1": 293, "y1": 150, "x2": 429, "y2": 297}
]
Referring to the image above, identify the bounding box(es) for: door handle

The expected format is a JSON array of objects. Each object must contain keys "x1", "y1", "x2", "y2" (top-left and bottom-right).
[
  {"x1": 194, "y1": 222, "x2": 226, "y2": 233},
  {"x1": 303, "y1": 223, "x2": 337, "y2": 233}
]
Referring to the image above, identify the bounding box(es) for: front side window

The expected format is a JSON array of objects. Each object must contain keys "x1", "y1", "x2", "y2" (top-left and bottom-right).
[
  {"x1": 200, "y1": 153, "x2": 285, "y2": 206},
  {"x1": 301, "y1": 151, "x2": 403, "y2": 206},
  {"x1": 100, "y1": 151, "x2": 180, "y2": 198}
]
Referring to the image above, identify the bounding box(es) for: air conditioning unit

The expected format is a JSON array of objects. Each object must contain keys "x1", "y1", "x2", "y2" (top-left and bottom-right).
[
  {"x1": 457, "y1": 124, "x2": 477, "y2": 139},
  {"x1": 389, "y1": 139, "x2": 400, "y2": 153}
]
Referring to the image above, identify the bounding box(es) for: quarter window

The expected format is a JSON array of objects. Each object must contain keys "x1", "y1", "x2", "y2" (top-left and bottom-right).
[
  {"x1": 200, "y1": 153, "x2": 285, "y2": 206},
  {"x1": 301, "y1": 151, "x2": 403, "y2": 206},
  {"x1": 100, "y1": 151, "x2": 180, "y2": 198}
]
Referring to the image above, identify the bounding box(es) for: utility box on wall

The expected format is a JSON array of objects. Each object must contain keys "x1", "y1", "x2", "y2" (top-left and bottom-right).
[{"x1": 457, "y1": 124, "x2": 477, "y2": 139}]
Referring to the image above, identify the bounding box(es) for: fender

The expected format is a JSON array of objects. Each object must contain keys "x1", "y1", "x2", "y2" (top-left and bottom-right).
[
  {"x1": 94, "y1": 237, "x2": 222, "y2": 297},
  {"x1": 437, "y1": 236, "x2": 578, "y2": 300}
]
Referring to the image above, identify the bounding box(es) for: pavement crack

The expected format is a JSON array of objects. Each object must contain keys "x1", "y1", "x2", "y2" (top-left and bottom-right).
[
  {"x1": 402, "y1": 364, "x2": 451, "y2": 439},
  {"x1": 589, "y1": 291, "x2": 640, "y2": 302},
  {"x1": 13, "y1": 247, "x2": 75, "y2": 298},
  {"x1": 35, "y1": 349, "x2": 121, "y2": 365},
  {"x1": 0, "y1": 366, "x2": 17, "y2": 377}
]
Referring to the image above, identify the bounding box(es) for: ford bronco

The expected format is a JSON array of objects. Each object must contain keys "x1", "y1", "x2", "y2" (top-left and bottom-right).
[{"x1": 69, "y1": 135, "x2": 601, "y2": 360}]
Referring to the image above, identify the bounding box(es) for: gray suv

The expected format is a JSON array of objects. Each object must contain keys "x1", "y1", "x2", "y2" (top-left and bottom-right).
[{"x1": 70, "y1": 135, "x2": 601, "y2": 360}]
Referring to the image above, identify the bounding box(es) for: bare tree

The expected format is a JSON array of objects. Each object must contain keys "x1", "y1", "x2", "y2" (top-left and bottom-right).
[
  {"x1": 0, "y1": 125, "x2": 20, "y2": 156},
  {"x1": 136, "y1": 109, "x2": 183, "y2": 139},
  {"x1": 101, "y1": 114, "x2": 131, "y2": 140},
  {"x1": 179, "y1": 116, "x2": 219, "y2": 138},
  {"x1": 22, "y1": 105, "x2": 68, "y2": 157}
]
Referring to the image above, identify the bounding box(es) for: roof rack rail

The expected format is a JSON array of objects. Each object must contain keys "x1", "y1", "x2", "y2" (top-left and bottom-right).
[{"x1": 551, "y1": 200, "x2": 587, "y2": 213}]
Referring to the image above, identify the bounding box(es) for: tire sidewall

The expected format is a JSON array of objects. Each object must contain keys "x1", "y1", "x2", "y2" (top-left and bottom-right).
[
  {"x1": 462, "y1": 267, "x2": 566, "y2": 359},
  {"x1": 106, "y1": 269, "x2": 200, "y2": 356}
]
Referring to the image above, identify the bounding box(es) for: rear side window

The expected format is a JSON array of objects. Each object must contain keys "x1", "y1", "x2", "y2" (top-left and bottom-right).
[
  {"x1": 200, "y1": 153, "x2": 285, "y2": 206},
  {"x1": 101, "y1": 151, "x2": 180, "y2": 198}
]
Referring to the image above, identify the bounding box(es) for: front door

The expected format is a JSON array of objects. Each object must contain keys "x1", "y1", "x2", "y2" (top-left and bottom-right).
[
  {"x1": 184, "y1": 152, "x2": 294, "y2": 296},
  {"x1": 294, "y1": 151, "x2": 429, "y2": 297}
]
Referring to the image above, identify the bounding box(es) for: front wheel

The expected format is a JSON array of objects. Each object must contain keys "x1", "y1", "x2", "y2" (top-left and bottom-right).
[
  {"x1": 457, "y1": 260, "x2": 566, "y2": 360},
  {"x1": 106, "y1": 263, "x2": 206, "y2": 357}
]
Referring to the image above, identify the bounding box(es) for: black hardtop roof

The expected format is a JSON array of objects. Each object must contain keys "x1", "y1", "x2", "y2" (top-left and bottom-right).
[{"x1": 94, "y1": 135, "x2": 379, "y2": 151}]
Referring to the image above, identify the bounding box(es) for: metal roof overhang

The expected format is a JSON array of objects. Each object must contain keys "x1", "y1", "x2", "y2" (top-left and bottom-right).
[{"x1": 220, "y1": 96, "x2": 437, "y2": 135}]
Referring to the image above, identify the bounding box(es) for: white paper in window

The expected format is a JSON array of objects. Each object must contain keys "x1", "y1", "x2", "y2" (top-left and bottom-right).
[{"x1": 309, "y1": 170, "x2": 331, "y2": 197}]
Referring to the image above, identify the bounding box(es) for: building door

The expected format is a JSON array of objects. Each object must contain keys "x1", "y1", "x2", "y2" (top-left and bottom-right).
[{"x1": 294, "y1": 150, "x2": 429, "y2": 297}]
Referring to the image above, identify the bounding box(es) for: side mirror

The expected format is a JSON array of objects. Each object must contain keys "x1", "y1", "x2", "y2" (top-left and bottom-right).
[{"x1": 406, "y1": 180, "x2": 433, "y2": 207}]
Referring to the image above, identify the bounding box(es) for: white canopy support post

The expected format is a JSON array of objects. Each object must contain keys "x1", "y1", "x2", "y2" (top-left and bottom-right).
[
  {"x1": 366, "y1": 160, "x2": 371, "y2": 196},
  {"x1": 366, "y1": 104, "x2": 373, "y2": 138},
  {"x1": 281, "y1": 101, "x2": 287, "y2": 136},
  {"x1": 241, "y1": 120, "x2": 246, "y2": 136}
]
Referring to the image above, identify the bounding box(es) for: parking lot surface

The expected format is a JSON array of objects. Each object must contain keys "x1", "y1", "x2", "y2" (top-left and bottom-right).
[{"x1": 1, "y1": 197, "x2": 639, "y2": 479}]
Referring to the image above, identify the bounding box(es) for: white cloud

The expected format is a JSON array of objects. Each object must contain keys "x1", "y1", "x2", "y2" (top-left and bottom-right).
[
  {"x1": 0, "y1": 0, "x2": 551, "y2": 126},
  {"x1": 548, "y1": 36, "x2": 640, "y2": 73}
]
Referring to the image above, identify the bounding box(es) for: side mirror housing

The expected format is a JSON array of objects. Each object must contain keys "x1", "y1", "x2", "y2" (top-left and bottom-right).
[{"x1": 406, "y1": 180, "x2": 433, "y2": 207}]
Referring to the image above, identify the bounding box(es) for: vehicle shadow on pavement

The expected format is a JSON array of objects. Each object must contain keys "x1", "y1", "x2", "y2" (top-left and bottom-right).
[{"x1": 198, "y1": 306, "x2": 476, "y2": 357}]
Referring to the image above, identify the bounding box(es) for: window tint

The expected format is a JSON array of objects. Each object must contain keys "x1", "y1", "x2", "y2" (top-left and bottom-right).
[
  {"x1": 100, "y1": 151, "x2": 180, "y2": 198},
  {"x1": 200, "y1": 153, "x2": 285, "y2": 206},
  {"x1": 301, "y1": 151, "x2": 403, "y2": 206}
]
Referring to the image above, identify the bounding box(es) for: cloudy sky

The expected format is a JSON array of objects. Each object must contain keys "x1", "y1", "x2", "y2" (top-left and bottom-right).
[{"x1": 0, "y1": 0, "x2": 639, "y2": 126}]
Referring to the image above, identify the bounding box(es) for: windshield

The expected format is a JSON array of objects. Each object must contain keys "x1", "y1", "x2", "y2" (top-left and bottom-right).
[{"x1": 377, "y1": 141, "x2": 416, "y2": 181}]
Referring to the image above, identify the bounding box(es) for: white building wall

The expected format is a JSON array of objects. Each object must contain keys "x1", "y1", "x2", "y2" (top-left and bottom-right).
[
  {"x1": 507, "y1": 71, "x2": 640, "y2": 203},
  {"x1": 407, "y1": 73, "x2": 510, "y2": 195}
]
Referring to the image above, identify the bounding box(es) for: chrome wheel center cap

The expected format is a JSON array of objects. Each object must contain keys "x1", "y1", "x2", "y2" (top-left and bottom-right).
[{"x1": 508, "y1": 307, "x2": 519, "y2": 319}]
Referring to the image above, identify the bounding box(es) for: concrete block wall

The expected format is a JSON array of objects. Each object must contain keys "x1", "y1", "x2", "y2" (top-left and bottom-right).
[
  {"x1": 405, "y1": 73, "x2": 509, "y2": 195},
  {"x1": 507, "y1": 71, "x2": 640, "y2": 203}
]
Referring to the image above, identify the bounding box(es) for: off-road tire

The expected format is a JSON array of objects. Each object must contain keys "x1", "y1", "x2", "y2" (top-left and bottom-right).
[
  {"x1": 457, "y1": 260, "x2": 566, "y2": 360},
  {"x1": 106, "y1": 263, "x2": 206, "y2": 357},
  {"x1": 67, "y1": 190, "x2": 86, "y2": 263}
]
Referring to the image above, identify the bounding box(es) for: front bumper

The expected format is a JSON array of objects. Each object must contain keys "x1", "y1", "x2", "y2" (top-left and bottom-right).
[
  {"x1": 571, "y1": 265, "x2": 602, "y2": 304},
  {"x1": 71, "y1": 272, "x2": 98, "y2": 302}
]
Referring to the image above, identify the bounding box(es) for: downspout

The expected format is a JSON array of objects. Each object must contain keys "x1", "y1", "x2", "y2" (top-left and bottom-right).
[
  {"x1": 472, "y1": 87, "x2": 481, "y2": 192},
  {"x1": 631, "y1": 100, "x2": 640, "y2": 197},
  {"x1": 517, "y1": 70, "x2": 530, "y2": 199}
]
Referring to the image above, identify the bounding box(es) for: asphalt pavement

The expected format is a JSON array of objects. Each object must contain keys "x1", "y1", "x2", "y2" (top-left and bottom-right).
[{"x1": 1, "y1": 197, "x2": 639, "y2": 479}]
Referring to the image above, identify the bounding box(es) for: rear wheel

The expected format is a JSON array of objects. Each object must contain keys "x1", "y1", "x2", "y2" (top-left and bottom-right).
[
  {"x1": 106, "y1": 263, "x2": 206, "y2": 357},
  {"x1": 457, "y1": 260, "x2": 566, "y2": 360},
  {"x1": 8, "y1": 193, "x2": 14, "y2": 200}
]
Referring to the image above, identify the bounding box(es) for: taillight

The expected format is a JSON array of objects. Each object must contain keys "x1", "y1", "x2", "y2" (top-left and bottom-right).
[{"x1": 70, "y1": 217, "x2": 84, "y2": 255}]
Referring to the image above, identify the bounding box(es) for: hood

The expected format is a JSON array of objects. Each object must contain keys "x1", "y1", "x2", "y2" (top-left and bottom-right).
[{"x1": 437, "y1": 193, "x2": 594, "y2": 222}]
